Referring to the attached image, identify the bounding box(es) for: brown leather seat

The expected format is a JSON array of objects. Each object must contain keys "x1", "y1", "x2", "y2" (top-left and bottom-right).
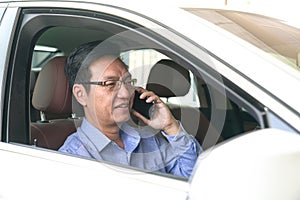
[
  {"x1": 30, "y1": 56, "x2": 77, "y2": 150},
  {"x1": 146, "y1": 59, "x2": 222, "y2": 148}
]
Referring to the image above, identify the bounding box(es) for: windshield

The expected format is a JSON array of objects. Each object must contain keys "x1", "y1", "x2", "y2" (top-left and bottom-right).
[{"x1": 183, "y1": 8, "x2": 300, "y2": 72}]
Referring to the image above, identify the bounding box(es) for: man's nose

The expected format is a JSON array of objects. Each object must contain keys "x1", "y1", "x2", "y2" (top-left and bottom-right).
[{"x1": 116, "y1": 83, "x2": 133, "y2": 98}]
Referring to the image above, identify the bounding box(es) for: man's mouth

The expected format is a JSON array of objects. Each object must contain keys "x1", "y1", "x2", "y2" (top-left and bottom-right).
[{"x1": 114, "y1": 103, "x2": 129, "y2": 109}]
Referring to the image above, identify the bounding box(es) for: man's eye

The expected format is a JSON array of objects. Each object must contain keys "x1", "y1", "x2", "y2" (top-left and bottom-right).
[{"x1": 104, "y1": 81, "x2": 117, "y2": 87}]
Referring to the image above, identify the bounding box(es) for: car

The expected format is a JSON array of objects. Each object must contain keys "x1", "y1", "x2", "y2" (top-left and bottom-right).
[{"x1": 0, "y1": 1, "x2": 300, "y2": 199}]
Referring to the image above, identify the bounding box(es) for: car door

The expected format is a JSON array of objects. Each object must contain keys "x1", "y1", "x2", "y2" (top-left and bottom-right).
[{"x1": 0, "y1": 2, "x2": 192, "y2": 199}]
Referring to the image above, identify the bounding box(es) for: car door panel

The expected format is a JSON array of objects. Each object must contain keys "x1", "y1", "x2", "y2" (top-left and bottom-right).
[{"x1": 0, "y1": 142, "x2": 189, "y2": 200}]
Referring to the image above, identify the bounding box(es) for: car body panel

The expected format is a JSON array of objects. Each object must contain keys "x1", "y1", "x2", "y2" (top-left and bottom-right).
[
  {"x1": 0, "y1": 5, "x2": 6, "y2": 19},
  {"x1": 0, "y1": 6, "x2": 18, "y2": 140},
  {"x1": 0, "y1": 142, "x2": 189, "y2": 200},
  {"x1": 190, "y1": 128, "x2": 300, "y2": 200}
]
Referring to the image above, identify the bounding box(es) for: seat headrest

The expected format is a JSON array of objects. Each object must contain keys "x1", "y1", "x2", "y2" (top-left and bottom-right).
[
  {"x1": 146, "y1": 59, "x2": 191, "y2": 98},
  {"x1": 32, "y1": 56, "x2": 72, "y2": 115}
]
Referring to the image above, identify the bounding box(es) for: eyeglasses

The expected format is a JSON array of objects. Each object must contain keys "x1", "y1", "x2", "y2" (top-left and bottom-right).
[{"x1": 80, "y1": 78, "x2": 137, "y2": 91}]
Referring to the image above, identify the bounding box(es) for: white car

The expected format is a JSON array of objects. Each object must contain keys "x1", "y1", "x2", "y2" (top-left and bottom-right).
[{"x1": 0, "y1": 1, "x2": 300, "y2": 199}]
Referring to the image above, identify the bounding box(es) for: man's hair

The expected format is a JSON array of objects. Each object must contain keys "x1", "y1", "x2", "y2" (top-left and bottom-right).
[
  {"x1": 65, "y1": 40, "x2": 120, "y2": 92},
  {"x1": 65, "y1": 40, "x2": 100, "y2": 91}
]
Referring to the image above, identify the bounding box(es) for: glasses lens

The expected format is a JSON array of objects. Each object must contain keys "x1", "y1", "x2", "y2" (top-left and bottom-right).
[
  {"x1": 126, "y1": 79, "x2": 136, "y2": 89},
  {"x1": 127, "y1": 79, "x2": 136, "y2": 86},
  {"x1": 104, "y1": 80, "x2": 119, "y2": 89},
  {"x1": 102, "y1": 79, "x2": 136, "y2": 91}
]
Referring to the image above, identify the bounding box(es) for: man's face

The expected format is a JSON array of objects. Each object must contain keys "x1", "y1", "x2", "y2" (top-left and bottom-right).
[{"x1": 84, "y1": 56, "x2": 134, "y2": 128}]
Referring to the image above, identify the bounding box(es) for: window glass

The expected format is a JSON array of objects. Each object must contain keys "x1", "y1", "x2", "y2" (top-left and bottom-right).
[
  {"x1": 266, "y1": 110, "x2": 297, "y2": 133},
  {"x1": 31, "y1": 45, "x2": 64, "y2": 71},
  {"x1": 190, "y1": 66, "x2": 262, "y2": 149}
]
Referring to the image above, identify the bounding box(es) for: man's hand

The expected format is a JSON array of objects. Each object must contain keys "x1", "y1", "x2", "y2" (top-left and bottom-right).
[{"x1": 132, "y1": 88, "x2": 180, "y2": 135}]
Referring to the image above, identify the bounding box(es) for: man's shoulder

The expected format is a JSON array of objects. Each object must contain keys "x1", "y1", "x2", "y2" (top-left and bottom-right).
[{"x1": 58, "y1": 132, "x2": 87, "y2": 155}]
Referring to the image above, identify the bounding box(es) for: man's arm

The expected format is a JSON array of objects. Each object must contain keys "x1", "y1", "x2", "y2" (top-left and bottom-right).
[
  {"x1": 160, "y1": 123, "x2": 201, "y2": 178},
  {"x1": 131, "y1": 88, "x2": 201, "y2": 177}
]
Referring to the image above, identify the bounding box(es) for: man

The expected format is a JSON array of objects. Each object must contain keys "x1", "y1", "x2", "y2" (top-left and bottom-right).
[{"x1": 59, "y1": 41, "x2": 201, "y2": 178}]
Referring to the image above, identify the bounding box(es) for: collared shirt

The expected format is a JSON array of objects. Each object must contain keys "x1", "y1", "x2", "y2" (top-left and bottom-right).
[{"x1": 59, "y1": 118, "x2": 201, "y2": 178}]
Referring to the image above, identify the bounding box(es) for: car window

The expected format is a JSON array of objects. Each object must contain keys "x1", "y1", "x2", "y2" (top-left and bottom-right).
[
  {"x1": 31, "y1": 45, "x2": 64, "y2": 71},
  {"x1": 265, "y1": 110, "x2": 298, "y2": 133}
]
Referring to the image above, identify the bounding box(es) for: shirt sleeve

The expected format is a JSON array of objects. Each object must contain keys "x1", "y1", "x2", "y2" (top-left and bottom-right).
[{"x1": 160, "y1": 122, "x2": 202, "y2": 178}]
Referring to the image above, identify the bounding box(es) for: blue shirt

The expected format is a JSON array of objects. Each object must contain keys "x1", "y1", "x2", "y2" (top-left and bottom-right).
[{"x1": 59, "y1": 118, "x2": 201, "y2": 178}]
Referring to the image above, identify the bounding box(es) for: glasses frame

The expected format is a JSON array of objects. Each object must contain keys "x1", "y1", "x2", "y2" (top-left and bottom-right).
[{"x1": 79, "y1": 78, "x2": 137, "y2": 90}]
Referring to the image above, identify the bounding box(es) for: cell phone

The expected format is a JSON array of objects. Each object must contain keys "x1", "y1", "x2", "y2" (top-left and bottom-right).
[{"x1": 132, "y1": 90, "x2": 154, "y2": 119}]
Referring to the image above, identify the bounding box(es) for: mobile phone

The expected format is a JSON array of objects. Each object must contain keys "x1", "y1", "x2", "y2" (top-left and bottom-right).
[{"x1": 132, "y1": 90, "x2": 154, "y2": 119}]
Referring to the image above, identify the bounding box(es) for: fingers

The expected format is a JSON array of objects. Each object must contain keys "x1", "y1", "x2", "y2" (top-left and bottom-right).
[
  {"x1": 135, "y1": 87, "x2": 162, "y2": 104},
  {"x1": 132, "y1": 110, "x2": 149, "y2": 123}
]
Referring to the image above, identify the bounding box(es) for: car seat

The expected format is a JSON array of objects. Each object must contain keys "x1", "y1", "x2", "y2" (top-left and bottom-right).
[
  {"x1": 146, "y1": 59, "x2": 222, "y2": 149},
  {"x1": 30, "y1": 56, "x2": 78, "y2": 150}
]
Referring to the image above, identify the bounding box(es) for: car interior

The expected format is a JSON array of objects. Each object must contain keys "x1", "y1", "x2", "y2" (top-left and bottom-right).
[
  {"x1": 4, "y1": 8, "x2": 262, "y2": 162},
  {"x1": 28, "y1": 30, "x2": 260, "y2": 151}
]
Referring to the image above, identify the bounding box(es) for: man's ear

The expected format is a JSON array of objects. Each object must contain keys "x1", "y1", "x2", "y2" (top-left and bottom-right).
[{"x1": 73, "y1": 84, "x2": 88, "y2": 106}]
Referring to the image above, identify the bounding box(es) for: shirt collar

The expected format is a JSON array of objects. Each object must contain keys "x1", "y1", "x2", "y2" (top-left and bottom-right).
[
  {"x1": 79, "y1": 118, "x2": 111, "y2": 153},
  {"x1": 79, "y1": 118, "x2": 141, "y2": 153}
]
